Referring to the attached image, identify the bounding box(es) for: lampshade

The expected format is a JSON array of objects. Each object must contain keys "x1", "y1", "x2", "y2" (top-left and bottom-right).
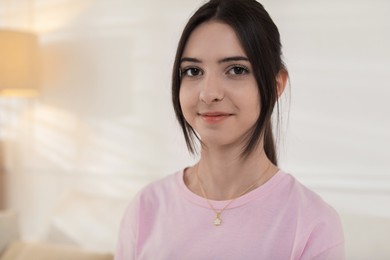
[{"x1": 0, "y1": 30, "x2": 39, "y2": 97}]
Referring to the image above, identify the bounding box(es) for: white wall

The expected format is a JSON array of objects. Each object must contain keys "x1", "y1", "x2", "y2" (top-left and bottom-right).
[
  {"x1": 267, "y1": 1, "x2": 390, "y2": 258},
  {"x1": 0, "y1": 0, "x2": 389, "y2": 258}
]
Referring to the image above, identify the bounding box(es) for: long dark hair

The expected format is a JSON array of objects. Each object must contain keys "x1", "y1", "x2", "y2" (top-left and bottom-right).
[{"x1": 172, "y1": 0, "x2": 286, "y2": 165}]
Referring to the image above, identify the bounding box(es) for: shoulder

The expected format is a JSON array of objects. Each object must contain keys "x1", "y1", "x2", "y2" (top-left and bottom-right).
[
  {"x1": 129, "y1": 171, "x2": 182, "y2": 209},
  {"x1": 140, "y1": 171, "x2": 180, "y2": 196},
  {"x1": 119, "y1": 170, "x2": 181, "y2": 227},
  {"x1": 115, "y1": 172, "x2": 181, "y2": 260},
  {"x1": 280, "y1": 172, "x2": 340, "y2": 219},
  {"x1": 278, "y1": 171, "x2": 345, "y2": 258}
]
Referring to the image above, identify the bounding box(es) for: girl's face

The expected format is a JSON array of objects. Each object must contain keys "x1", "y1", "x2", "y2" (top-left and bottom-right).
[{"x1": 179, "y1": 21, "x2": 260, "y2": 149}]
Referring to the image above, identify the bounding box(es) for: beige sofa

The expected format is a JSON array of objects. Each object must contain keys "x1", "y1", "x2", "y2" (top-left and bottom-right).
[{"x1": 0, "y1": 211, "x2": 113, "y2": 260}]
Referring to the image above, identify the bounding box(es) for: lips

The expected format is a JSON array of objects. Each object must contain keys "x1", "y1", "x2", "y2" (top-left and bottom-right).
[{"x1": 199, "y1": 112, "x2": 232, "y2": 123}]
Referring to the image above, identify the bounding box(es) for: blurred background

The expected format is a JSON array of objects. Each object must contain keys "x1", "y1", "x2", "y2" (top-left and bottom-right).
[{"x1": 0, "y1": 0, "x2": 389, "y2": 259}]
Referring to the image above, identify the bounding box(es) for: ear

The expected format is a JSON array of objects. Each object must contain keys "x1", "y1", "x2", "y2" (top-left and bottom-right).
[{"x1": 276, "y1": 69, "x2": 288, "y2": 98}]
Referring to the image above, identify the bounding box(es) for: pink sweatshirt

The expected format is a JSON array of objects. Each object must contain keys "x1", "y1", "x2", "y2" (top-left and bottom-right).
[{"x1": 115, "y1": 170, "x2": 344, "y2": 260}]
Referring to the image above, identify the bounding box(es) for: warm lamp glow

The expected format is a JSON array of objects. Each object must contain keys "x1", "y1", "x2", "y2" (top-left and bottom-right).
[{"x1": 0, "y1": 30, "x2": 39, "y2": 97}]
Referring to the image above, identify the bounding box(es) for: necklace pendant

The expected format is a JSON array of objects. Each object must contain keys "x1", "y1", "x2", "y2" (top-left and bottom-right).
[{"x1": 213, "y1": 214, "x2": 222, "y2": 226}]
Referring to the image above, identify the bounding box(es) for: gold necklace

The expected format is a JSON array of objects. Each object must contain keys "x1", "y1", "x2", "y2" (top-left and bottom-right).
[{"x1": 195, "y1": 164, "x2": 270, "y2": 226}]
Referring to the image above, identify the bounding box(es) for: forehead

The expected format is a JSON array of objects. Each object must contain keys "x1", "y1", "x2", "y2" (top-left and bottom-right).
[{"x1": 182, "y1": 21, "x2": 247, "y2": 60}]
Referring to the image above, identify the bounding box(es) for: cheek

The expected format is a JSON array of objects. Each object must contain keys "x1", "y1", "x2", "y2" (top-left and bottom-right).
[
  {"x1": 179, "y1": 88, "x2": 187, "y2": 112},
  {"x1": 245, "y1": 101, "x2": 260, "y2": 122},
  {"x1": 242, "y1": 89, "x2": 261, "y2": 121},
  {"x1": 179, "y1": 90, "x2": 192, "y2": 123},
  {"x1": 179, "y1": 85, "x2": 197, "y2": 112},
  {"x1": 235, "y1": 85, "x2": 260, "y2": 113},
  {"x1": 254, "y1": 96, "x2": 261, "y2": 115}
]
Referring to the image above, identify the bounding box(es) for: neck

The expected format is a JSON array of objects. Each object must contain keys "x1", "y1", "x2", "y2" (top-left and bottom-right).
[{"x1": 189, "y1": 145, "x2": 278, "y2": 201}]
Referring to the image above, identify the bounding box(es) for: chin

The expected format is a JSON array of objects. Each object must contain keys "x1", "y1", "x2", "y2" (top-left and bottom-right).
[{"x1": 200, "y1": 135, "x2": 242, "y2": 149}]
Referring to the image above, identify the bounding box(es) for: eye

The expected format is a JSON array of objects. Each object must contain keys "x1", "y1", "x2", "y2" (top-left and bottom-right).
[
  {"x1": 227, "y1": 65, "x2": 249, "y2": 75},
  {"x1": 181, "y1": 67, "x2": 203, "y2": 77}
]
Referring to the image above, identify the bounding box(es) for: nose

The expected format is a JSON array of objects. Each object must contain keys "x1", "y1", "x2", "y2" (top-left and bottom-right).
[{"x1": 199, "y1": 73, "x2": 224, "y2": 104}]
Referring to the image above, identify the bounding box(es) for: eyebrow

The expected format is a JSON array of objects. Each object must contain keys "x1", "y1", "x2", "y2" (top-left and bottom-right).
[
  {"x1": 219, "y1": 56, "x2": 249, "y2": 63},
  {"x1": 180, "y1": 56, "x2": 249, "y2": 64}
]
